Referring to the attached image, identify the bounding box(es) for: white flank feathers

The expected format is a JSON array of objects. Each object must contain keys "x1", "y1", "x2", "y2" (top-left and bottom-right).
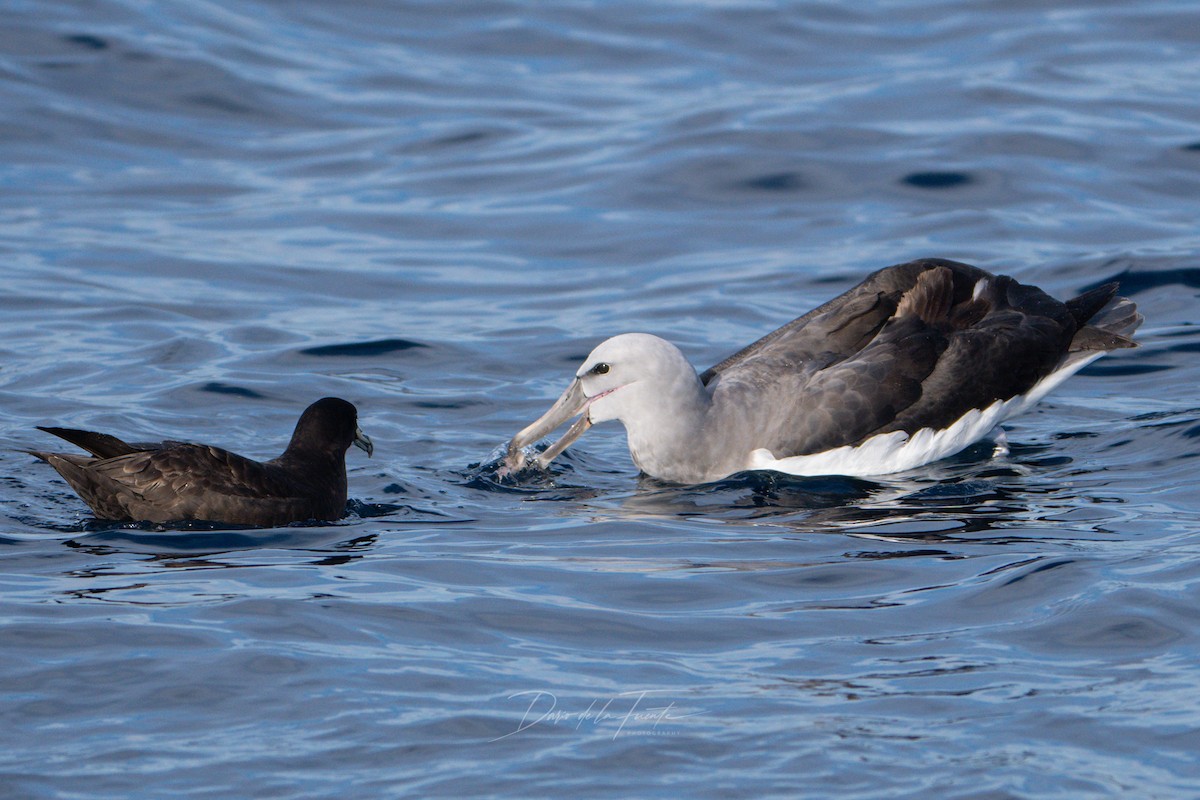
[{"x1": 748, "y1": 352, "x2": 1106, "y2": 478}]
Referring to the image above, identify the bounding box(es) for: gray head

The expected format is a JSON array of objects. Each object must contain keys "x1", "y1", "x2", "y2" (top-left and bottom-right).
[
  {"x1": 505, "y1": 333, "x2": 703, "y2": 471},
  {"x1": 571, "y1": 333, "x2": 697, "y2": 424}
]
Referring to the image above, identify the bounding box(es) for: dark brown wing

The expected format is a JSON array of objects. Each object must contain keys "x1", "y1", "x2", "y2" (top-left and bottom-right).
[
  {"x1": 700, "y1": 259, "x2": 991, "y2": 385},
  {"x1": 707, "y1": 261, "x2": 1132, "y2": 458},
  {"x1": 708, "y1": 308, "x2": 947, "y2": 456},
  {"x1": 36, "y1": 444, "x2": 346, "y2": 526}
]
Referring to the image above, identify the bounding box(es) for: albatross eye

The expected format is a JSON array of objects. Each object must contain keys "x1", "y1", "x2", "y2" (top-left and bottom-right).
[{"x1": 590, "y1": 362, "x2": 611, "y2": 375}]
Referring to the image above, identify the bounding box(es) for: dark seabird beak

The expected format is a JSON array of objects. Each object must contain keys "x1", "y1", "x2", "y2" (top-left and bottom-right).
[
  {"x1": 353, "y1": 427, "x2": 374, "y2": 457},
  {"x1": 505, "y1": 378, "x2": 594, "y2": 471}
]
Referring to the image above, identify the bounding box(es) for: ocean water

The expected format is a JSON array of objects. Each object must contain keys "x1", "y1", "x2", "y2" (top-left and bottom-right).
[{"x1": 2, "y1": 1, "x2": 1199, "y2": 797}]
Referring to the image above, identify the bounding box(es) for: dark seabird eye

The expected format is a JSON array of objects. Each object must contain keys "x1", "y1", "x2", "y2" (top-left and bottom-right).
[{"x1": 590, "y1": 362, "x2": 610, "y2": 375}]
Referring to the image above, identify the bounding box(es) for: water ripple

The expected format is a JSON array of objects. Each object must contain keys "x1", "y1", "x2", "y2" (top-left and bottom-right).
[{"x1": 2, "y1": 1, "x2": 1200, "y2": 798}]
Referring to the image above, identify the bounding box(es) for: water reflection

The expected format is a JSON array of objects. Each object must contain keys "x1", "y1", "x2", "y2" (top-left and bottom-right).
[{"x1": 478, "y1": 437, "x2": 1121, "y2": 549}]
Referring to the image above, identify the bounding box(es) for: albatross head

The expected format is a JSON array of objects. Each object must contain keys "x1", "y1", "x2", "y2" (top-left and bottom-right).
[{"x1": 504, "y1": 333, "x2": 700, "y2": 471}]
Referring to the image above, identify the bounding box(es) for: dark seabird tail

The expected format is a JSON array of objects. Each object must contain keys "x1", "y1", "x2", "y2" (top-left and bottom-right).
[
  {"x1": 34, "y1": 426, "x2": 149, "y2": 459},
  {"x1": 24, "y1": 450, "x2": 133, "y2": 521},
  {"x1": 1066, "y1": 284, "x2": 1142, "y2": 354},
  {"x1": 1066, "y1": 282, "x2": 1120, "y2": 326}
]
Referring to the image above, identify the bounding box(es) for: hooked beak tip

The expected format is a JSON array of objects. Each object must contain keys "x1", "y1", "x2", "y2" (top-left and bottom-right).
[
  {"x1": 505, "y1": 377, "x2": 592, "y2": 471},
  {"x1": 354, "y1": 428, "x2": 374, "y2": 458}
]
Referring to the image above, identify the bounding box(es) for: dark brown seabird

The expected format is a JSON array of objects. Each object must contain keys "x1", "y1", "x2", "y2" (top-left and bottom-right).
[
  {"x1": 30, "y1": 397, "x2": 373, "y2": 527},
  {"x1": 504, "y1": 259, "x2": 1142, "y2": 484}
]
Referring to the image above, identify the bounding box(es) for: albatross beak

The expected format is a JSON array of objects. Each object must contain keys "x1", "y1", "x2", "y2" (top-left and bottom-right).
[
  {"x1": 505, "y1": 378, "x2": 594, "y2": 471},
  {"x1": 353, "y1": 427, "x2": 374, "y2": 458}
]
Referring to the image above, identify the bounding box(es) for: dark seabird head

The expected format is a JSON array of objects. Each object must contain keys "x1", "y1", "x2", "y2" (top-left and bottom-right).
[{"x1": 286, "y1": 397, "x2": 373, "y2": 459}]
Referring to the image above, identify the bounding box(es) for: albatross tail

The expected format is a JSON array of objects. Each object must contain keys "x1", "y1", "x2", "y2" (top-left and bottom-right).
[{"x1": 1065, "y1": 283, "x2": 1142, "y2": 356}]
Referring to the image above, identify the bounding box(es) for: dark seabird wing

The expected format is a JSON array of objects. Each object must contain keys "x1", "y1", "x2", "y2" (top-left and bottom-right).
[
  {"x1": 699, "y1": 258, "x2": 988, "y2": 385},
  {"x1": 32, "y1": 444, "x2": 344, "y2": 526},
  {"x1": 705, "y1": 261, "x2": 1140, "y2": 458}
]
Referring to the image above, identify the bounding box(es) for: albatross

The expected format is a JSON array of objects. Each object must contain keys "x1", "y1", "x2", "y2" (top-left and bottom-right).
[
  {"x1": 30, "y1": 397, "x2": 373, "y2": 527},
  {"x1": 503, "y1": 259, "x2": 1141, "y2": 484}
]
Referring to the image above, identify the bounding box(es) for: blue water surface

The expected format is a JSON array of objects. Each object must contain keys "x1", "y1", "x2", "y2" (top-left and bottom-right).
[{"x1": 2, "y1": 1, "x2": 1199, "y2": 798}]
